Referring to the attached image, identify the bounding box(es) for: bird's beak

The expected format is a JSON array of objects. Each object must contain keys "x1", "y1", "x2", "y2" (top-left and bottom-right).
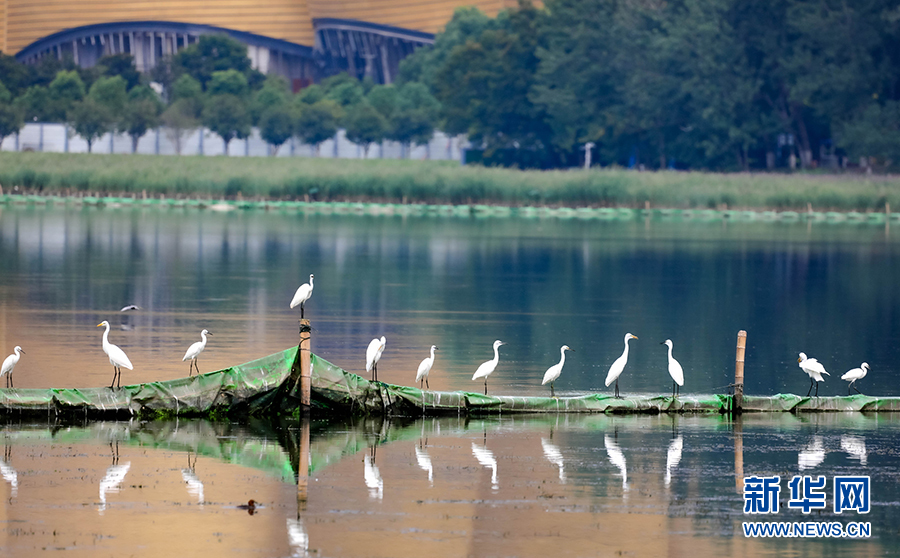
[
  {"x1": 19, "y1": 349, "x2": 25, "y2": 354},
  {"x1": 660, "y1": 342, "x2": 665, "y2": 345},
  {"x1": 797, "y1": 358, "x2": 802, "y2": 363},
  {"x1": 208, "y1": 332, "x2": 213, "y2": 336},
  {"x1": 568, "y1": 347, "x2": 574, "y2": 352},
  {"x1": 97, "y1": 323, "x2": 103, "y2": 327},
  {"x1": 633, "y1": 335, "x2": 639, "y2": 340}
]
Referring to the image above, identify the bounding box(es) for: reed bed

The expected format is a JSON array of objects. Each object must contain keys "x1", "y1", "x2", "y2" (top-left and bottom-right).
[{"x1": 1, "y1": 152, "x2": 899, "y2": 211}]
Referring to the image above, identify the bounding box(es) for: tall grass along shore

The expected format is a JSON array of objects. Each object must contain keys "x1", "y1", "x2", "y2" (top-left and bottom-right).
[{"x1": 1, "y1": 152, "x2": 899, "y2": 212}]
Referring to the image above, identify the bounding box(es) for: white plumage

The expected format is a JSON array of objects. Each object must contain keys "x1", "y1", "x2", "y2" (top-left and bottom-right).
[
  {"x1": 798, "y1": 352, "x2": 830, "y2": 397},
  {"x1": 98, "y1": 321, "x2": 133, "y2": 389},
  {"x1": 472, "y1": 340, "x2": 505, "y2": 395},
  {"x1": 841, "y1": 362, "x2": 869, "y2": 395},
  {"x1": 290, "y1": 274, "x2": 315, "y2": 316},
  {"x1": 605, "y1": 333, "x2": 638, "y2": 398},
  {"x1": 541, "y1": 345, "x2": 573, "y2": 397},
  {"x1": 182, "y1": 329, "x2": 212, "y2": 376},
  {"x1": 662, "y1": 339, "x2": 684, "y2": 397},
  {"x1": 415, "y1": 345, "x2": 438, "y2": 389},
  {"x1": 1, "y1": 346, "x2": 24, "y2": 388},
  {"x1": 665, "y1": 436, "x2": 683, "y2": 486},
  {"x1": 366, "y1": 336, "x2": 386, "y2": 382}
]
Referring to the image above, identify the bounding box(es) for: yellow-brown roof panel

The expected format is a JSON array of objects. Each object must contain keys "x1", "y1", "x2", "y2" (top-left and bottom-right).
[{"x1": 2, "y1": 0, "x2": 314, "y2": 54}]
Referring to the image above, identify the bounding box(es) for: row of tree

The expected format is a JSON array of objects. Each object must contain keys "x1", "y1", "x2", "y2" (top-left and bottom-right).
[
  {"x1": 0, "y1": 37, "x2": 442, "y2": 156},
  {"x1": 397, "y1": 0, "x2": 900, "y2": 170}
]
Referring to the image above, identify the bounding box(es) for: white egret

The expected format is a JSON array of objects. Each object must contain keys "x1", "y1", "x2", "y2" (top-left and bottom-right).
[
  {"x1": 605, "y1": 333, "x2": 638, "y2": 399},
  {"x1": 798, "y1": 352, "x2": 829, "y2": 397},
  {"x1": 98, "y1": 321, "x2": 134, "y2": 389},
  {"x1": 472, "y1": 340, "x2": 506, "y2": 396},
  {"x1": 366, "y1": 336, "x2": 386, "y2": 382},
  {"x1": 1, "y1": 346, "x2": 25, "y2": 388},
  {"x1": 119, "y1": 305, "x2": 141, "y2": 312},
  {"x1": 661, "y1": 339, "x2": 685, "y2": 398},
  {"x1": 542, "y1": 345, "x2": 573, "y2": 398},
  {"x1": 841, "y1": 362, "x2": 869, "y2": 396},
  {"x1": 290, "y1": 274, "x2": 314, "y2": 318},
  {"x1": 182, "y1": 329, "x2": 212, "y2": 376},
  {"x1": 415, "y1": 345, "x2": 438, "y2": 389}
]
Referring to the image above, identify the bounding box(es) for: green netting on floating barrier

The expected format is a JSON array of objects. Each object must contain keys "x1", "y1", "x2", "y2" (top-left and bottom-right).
[
  {"x1": 0, "y1": 347, "x2": 297, "y2": 418},
  {"x1": 741, "y1": 394, "x2": 900, "y2": 412}
]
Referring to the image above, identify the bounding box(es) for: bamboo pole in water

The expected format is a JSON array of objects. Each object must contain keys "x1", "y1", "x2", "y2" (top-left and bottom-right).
[
  {"x1": 300, "y1": 318, "x2": 311, "y2": 408},
  {"x1": 733, "y1": 330, "x2": 746, "y2": 414}
]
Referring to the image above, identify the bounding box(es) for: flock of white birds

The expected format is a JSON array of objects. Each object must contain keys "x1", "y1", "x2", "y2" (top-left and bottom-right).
[{"x1": 0, "y1": 272, "x2": 872, "y2": 397}]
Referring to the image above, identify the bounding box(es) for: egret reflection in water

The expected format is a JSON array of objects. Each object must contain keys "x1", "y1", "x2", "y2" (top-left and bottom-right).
[
  {"x1": 605, "y1": 434, "x2": 628, "y2": 492},
  {"x1": 471, "y1": 441, "x2": 498, "y2": 490},
  {"x1": 541, "y1": 437, "x2": 566, "y2": 483},
  {"x1": 798, "y1": 436, "x2": 826, "y2": 470},
  {"x1": 181, "y1": 452, "x2": 204, "y2": 506},
  {"x1": 415, "y1": 442, "x2": 434, "y2": 485},
  {"x1": 0, "y1": 447, "x2": 18, "y2": 498},
  {"x1": 363, "y1": 449, "x2": 383, "y2": 500},
  {"x1": 841, "y1": 435, "x2": 867, "y2": 465},
  {"x1": 665, "y1": 436, "x2": 683, "y2": 486}
]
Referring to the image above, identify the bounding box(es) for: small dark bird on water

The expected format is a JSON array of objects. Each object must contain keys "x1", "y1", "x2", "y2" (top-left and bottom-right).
[{"x1": 237, "y1": 499, "x2": 257, "y2": 515}]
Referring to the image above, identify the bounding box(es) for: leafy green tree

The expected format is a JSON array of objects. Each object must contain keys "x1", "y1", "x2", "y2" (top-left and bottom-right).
[
  {"x1": 0, "y1": 81, "x2": 24, "y2": 147},
  {"x1": 207, "y1": 69, "x2": 250, "y2": 98},
  {"x1": 324, "y1": 76, "x2": 365, "y2": 110},
  {"x1": 367, "y1": 85, "x2": 398, "y2": 121},
  {"x1": 48, "y1": 70, "x2": 85, "y2": 122},
  {"x1": 172, "y1": 35, "x2": 262, "y2": 90},
  {"x1": 14, "y1": 85, "x2": 52, "y2": 122},
  {"x1": 97, "y1": 54, "x2": 141, "y2": 90},
  {"x1": 122, "y1": 87, "x2": 162, "y2": 153},
  {"x1": 88, "y1": 76, "x2": 128, "y2": 115},
  {"x1": 251, "y1": 75, "x2": 292, "y2": 124},
  {"x1": 68, "y1": 98, "x2": 111, "y2": 152},
  {"x1": 388, "y1": 82, "x2": 439, "y2": 156},
  {"x1": 0, "y1": 53, "x2": 34, "y2": 96},
  {"x1": 161, "y1": 98, "x2": 199, "y2": 155},
  {"x1": 295, "y1": 99, "x2": 341, "y2": 155},
  {"x1": 344, "y1": 101, "x2": 387, "y2": 156},
  {"x1": 259, "y1": 105, "x2": 296, "y2": 155},
  {"x1": 296, "y1": 84, "x2": 325, "y2": 106},
  {"x1": 837, "y1": 101, "x2": 900, "y2": 166},
  {"x1": 202, "y1": 94, "x2": 251, "y2": 155}
]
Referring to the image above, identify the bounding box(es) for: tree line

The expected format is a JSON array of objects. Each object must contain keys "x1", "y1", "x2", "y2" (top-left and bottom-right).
[
  {"x1": 0, "y1": 36, "x2": 441, "y2": 156},
  {"x1": 1, "y1": 0, "x2": 899, "y2": 171}
]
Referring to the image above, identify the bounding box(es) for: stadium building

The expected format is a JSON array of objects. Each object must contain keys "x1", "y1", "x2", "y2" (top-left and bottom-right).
[{"x1": 1, "y1": 1, "x2": 521, "y2": 87}]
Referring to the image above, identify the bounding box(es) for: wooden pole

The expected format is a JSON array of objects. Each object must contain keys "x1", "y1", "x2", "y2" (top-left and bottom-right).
[
  {"x1": 733, "y1": 330, "x2": 746, "y2": 415},
  {"x1": 299, "y1": 318, "x2": 311, "y2": 408},
  {"x1": 734, "y1": 416, "x2": 744, "y2": 494}
]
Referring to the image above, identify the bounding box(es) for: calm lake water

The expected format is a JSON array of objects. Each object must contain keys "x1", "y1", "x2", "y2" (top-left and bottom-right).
[{"x1": 0, "y1": 204, "x2": 899, "y2": 556}]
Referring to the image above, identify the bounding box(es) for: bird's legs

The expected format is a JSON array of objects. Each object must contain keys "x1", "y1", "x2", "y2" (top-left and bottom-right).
[
  {"x1": 484, "y1": 379, "x2": 488, "y2": 396},
  {"x1": 806, "y1": 378, "x2": 814, "y2": 397},
  {"x1": 374, "y1": 364, "x2": 378, "y2": 383},
  {"x1": 194, "y1": 359, "x2": 200, "y2": 376},
  {"x1": 426, "y1": 377, "x2": 429, "y2": 390},
  {"x1": 814, "y1": 380, "x2": 819, "y2": 398},
  {"x1": 300, "y1": 303, "x2": 305, "y2": 320},
  {"x1": 8, "y1": 372, "x2": 12, "y2": 389},
  {"x1": 110, "y1": 366, "x2": 118, "y2": 389},
  {"x1": 614, "y1": 379, "x2": 622, "y2": 399},
  {"x1": 550, "y1": 382, "x2": 556, "y2": 398},
  {"x1": 672, "y1": 382, "x2": 677, "y2": 399},
  {"x1": 850, "y1": 382, "x2": 862, "y2": 396}
]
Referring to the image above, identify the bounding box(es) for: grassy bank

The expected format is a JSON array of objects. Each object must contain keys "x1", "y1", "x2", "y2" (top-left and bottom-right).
[{"x1": 1, "y1": 152, "x2": 899, "y2": 211}]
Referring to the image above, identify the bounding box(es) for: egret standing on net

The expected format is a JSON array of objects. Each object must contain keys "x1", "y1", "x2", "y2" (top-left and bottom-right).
[
  {"x1": 605, "y1": 333, "x2": 637, "y2": 399},
  {"x1": 1, "y1": 346, "x2": 24, "y2": 388},
  {"x1": 415, "y1": 345, "x2": 438, "y2": 389},
  {"x1": 290, "y1": 274, "x2": 314, "y2": 319},
  {"x1": 542, "y1": 345, "x2": 573, "y2": 398},
  {"x1": 472, "y1": 340, "x2": 505, "y2": 396},
  {"x1": 798, "y1": 352, "x2": 829, "y2": 397},
  {"x1": 366, "y1": 336, "x2": 386, "y2": 382},
  {"x1": 661, "y1": 339, "x2": 684, "y2": 398},
  {"x1": 183, "y1": 329, "x2": 212, "y2": 376},
  {"x1": 841, "y1": 362, "x2": 869, "y2": 396},
  {"x1": 98, "y1": 320, "x2": 133, "y2": 389}
]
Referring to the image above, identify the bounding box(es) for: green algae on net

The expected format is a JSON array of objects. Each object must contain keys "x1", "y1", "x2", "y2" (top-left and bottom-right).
[{"x1": 1, "y1": 348, "x2": 899, "y2": 418}]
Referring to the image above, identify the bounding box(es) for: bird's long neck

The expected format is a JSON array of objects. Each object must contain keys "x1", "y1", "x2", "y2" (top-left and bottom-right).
[
  {"x1": 102, "y1": 324, "x2": 111, "y2": 348},
  {"x1": 492, "y1": 345, "x2": 500, "y2": 364},
  {"x1": 309, "y1": 276, "x2": 314, "y2": 288},
  {"x1": 430, "y1": 346, "x2": 436, "y2": 359},
  {"x1": 621, "y1": 339, "x2": 630, "y2": 359},
  {"x1": 200, "y1": 331, "x2": 208, "y2": 345},
  {"x1": 558, "y1": 347, "x2": 567, "y2": 367},
  {"x1": 667, "y1": 344, "x2": 674, "y2": 360}
]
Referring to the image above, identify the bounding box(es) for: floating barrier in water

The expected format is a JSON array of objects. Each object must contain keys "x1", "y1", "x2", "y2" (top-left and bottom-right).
[{"x1": 2, "y1": 194, "x2": 898, "y2": 225}]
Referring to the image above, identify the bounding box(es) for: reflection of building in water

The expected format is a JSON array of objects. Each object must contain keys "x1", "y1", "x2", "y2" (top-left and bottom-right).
[
  {"x1": 415, "y1": 445, "x2": 433, "y2": 485},
  {"x1": 798, "y1": 436, "x2": 825, "y2": 471},
  {"x1": 605, "y1": 434, "x2": 628, "y2": 492},
  {"x1": 665, "y1": 436, "x2": 683, "y2": 486},
  {"x1": 841, "y1": 435, "x2": 867, "y2": 466},
  {"x1": 364, "y1": 452, "x2": 383, "y2": 500},
  {"x1": 471, "y1": 442, "x2": 498, "y2": 490},
  {"x1": 541, "y1": 438, "x2": 565, "y2": 483}
]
